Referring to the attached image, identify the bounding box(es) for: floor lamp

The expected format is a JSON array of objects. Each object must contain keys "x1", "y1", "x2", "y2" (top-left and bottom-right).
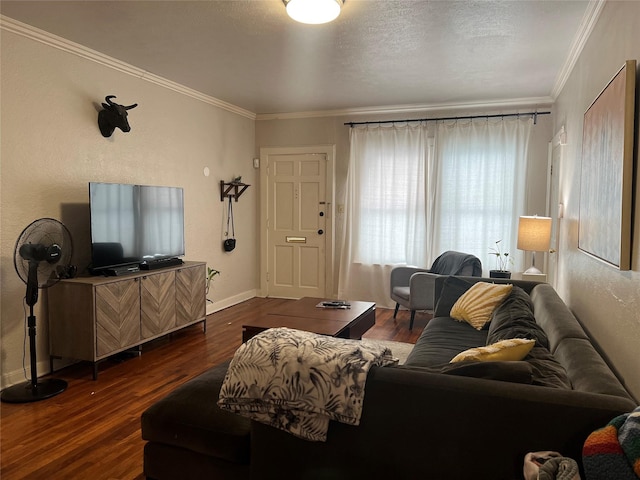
[{"x1": 517, "y1": 216, "x2": 552, "y2": 274}]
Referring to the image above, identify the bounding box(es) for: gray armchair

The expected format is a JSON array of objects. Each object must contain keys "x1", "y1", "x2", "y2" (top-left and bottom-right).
[{"x1": 390, "y1": 251, "x2": 482, "y2": 329}]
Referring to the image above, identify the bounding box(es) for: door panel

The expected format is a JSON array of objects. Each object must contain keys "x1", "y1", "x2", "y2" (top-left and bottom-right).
[
  {"x1": 140, "y1": 271, "x2": 176, "y2": 338},
  {"x1": 274, "y1": 245, "x2": 294, "y2": 287},
  {"x1": 95, "y1": 279, "x2": 140, "y2": 357},
  {"x1": 299, "y1": 246, "x2": 321, "y2": 288},
  {"x1": 275, "y1": 182, "x2": 294, "y2": 230},
  {"x1": 300, "y1": 182, "x2": 319, "y2": 231},
  {"x1": 176, "y1": 264, "x2": 206, "y2": 326}
]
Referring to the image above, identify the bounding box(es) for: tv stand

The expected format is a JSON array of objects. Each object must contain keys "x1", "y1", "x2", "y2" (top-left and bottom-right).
[
  {"x1": 48, "y1": 261, "x2": 206, "y2": 379},
  {"x1": 140, "y1": 257, "x2": 184, "y2": 270}
]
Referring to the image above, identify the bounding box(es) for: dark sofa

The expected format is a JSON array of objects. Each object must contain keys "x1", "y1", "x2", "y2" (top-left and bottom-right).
[{"x1": 141, "y1": 277, "x2": 637, "y2": 479}]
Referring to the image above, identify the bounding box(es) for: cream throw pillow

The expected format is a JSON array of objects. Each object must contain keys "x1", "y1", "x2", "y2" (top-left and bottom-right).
[
  {"x1": 450, "y1": 282, "x2": 513, "y2": 330},
  {"x1": 450, "y1": 338, "x2": 535, "y2": 363}
]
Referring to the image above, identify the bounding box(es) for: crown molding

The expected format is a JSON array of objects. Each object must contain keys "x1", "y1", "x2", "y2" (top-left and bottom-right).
[
  {"x1": 255, "y1": 97, "x2": 554, "y2": 121},
  {"x1": 550, "y1": 0, "x2": 605, "y2": 100},
  {"x1": 0, "y1": 15, "x2": 256, "y2": 120}
]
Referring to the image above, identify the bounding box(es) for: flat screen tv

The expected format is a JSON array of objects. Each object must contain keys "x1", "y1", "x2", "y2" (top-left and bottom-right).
[{"x1": 89, "y1": 182, "x2": 185, "y2": 274}]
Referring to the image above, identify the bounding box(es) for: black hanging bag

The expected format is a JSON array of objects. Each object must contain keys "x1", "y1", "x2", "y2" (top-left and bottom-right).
[{"x1": 223, "y1": 196, "x2": 236, "y2": 252}]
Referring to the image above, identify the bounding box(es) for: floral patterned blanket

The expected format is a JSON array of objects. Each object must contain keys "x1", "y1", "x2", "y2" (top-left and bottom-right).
[{"x1": 217, "y1": 327, "x2": 397, "y2": 441}]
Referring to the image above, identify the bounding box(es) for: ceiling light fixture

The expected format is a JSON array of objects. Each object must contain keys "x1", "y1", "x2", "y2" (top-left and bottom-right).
[{"x1": 284, "y1": 0, "x2": 343, "y2": 25}]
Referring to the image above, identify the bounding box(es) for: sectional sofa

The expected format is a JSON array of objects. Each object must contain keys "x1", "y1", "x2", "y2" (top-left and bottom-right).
[{"x1": 141, "y1": 277, "x2": 637, "y2": 479}]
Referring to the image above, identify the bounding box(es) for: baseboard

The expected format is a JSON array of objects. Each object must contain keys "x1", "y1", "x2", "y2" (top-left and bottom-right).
[
  {"x1": 1, "y1": 290, "x2": 259, "y2": 391},
  {"x1": 1, "y1": 358, "x2": 53, "y2": 391},
  {"x1": 207, "y1": 289, "x2": 257, "y2": 315}
]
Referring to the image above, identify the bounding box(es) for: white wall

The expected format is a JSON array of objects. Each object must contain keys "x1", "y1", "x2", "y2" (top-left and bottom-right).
[
  {"x1": 552, "y1": 0, "x2": 640, "y2": 401},
  {"x1": 0, "y1": 30, "x2": 258, "y2": 388}
]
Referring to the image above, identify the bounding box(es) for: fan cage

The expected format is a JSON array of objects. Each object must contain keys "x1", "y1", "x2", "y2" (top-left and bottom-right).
[{"x1": 14, "y1": 218, "x2": 73, "y2": 289}]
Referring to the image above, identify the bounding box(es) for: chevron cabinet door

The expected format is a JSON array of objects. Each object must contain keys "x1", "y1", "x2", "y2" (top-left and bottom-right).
[
  {"x1": 140, "y1": 271, "x2": 177, "y2": 339},
  {"x1": 176, "y1": 264, "x2": 206, "y2": 326},
  {"x1": 95, "y1": 278, "x2": 141, "y2": 357}
]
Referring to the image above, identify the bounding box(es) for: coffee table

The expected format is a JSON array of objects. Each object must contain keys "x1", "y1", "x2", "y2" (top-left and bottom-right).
[{"x1": 242, "y1": 297, "x2": 376, "y2": 343}]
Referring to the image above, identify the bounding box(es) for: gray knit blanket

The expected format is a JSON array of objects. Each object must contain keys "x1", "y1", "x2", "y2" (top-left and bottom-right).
[{"x1": 217, "y1": 327, "x2": 397, "y2": 441}]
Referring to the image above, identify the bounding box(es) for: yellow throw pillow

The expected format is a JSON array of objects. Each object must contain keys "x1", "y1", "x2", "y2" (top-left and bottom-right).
[
  {"x1": 450, "y1": 282, "x2": 513, "y2": 330},
  {"x1": 450, "y1": 338, "x2": 535, "y2": 363}
]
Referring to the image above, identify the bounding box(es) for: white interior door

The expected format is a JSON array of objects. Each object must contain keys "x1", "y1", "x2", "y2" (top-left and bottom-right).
[
  {"x1": 260, "y1": 146, "x2": 334, "y2": 299},
  {"x1": 546, "y1": 127, "x2": 565, "y2": 288}
]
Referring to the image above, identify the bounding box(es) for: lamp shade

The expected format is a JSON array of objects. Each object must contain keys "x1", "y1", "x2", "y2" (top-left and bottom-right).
[
  {"x1": 517, "y1": 216, "x2": 552, "y2": 251},
  {"x1": 284, "y1": 0, "x2": 343, "y2": 24}
]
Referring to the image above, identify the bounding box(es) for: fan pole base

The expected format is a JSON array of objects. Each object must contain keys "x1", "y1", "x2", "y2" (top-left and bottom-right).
[{"x1": 1, "y1": 378, "x2": 67, "y2": 404}]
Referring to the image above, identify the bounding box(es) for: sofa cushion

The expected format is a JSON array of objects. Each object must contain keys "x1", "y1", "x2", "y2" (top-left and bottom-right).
[
  {"x1": 484, "y1": 285, "x2": 571, "y2": 389},
  {"x1": 392, "y1": 286, "x2": 410, "y2": 302},
  {"x1": 526, "y1": 346, "x2": 572, "y2": 389},
  {"x1": 450, "y1": 338, "x2": 535, "y2": 362},
  {"x1": 487, "y1": 285, "x2": 550, "y2": 349},
  {"x1": 433, "y1": 276, "x2": 473, "y2": 317},
  {"x1": 438, "y1": 361, "x2": 534, "y2": 383},
  {"x1": 451, "y1": 282, "x2": 513, "y2": 330},
  {"x1": 530, "y1": 284, "x2": 589, "y2": 353},
  {"x1": 399, "y1": 361, "x2": 534, "y2": 384},
  {"x1": 144, "y1": 442, "x2": 250, "y2": 480},
  {"x1": 405, "y1": 316, "x2": 488, "y2": 367},
  {"x1": 141, "y1": 360, "x2": 251, "y2": 464},
  {"x1": 553, "y1": 338, "x2": 634, "y2": 400}
]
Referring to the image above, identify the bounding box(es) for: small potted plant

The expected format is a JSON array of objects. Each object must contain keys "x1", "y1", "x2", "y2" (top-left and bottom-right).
[
  {"x1": 489, "y1": 240, "x2": 512, "y2": 279},
  {"x1": 206, "y1": 267, "x2": 221, "y2": 304}
]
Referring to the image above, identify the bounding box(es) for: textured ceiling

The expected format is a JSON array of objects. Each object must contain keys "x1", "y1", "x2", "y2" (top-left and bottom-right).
[{"x1": 0, "y1": 0, "x2": 591, "y2": 115}]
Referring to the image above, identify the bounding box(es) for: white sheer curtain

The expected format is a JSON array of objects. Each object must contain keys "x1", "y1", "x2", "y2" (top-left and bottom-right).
[
  {"x1": 338, "y1": 124, "x2": 436, "y2": 307},
  {"x1": 433, "y1": 117, "x2": 533, "y2": 273},
  {"x1": 338, "y1": 116, "x2": 533, "y2": 308}
]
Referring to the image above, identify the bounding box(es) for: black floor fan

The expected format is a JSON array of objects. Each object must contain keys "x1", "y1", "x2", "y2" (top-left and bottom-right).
[{"x1": 1, "y1": 218, "x2": 73, "y2": 403}]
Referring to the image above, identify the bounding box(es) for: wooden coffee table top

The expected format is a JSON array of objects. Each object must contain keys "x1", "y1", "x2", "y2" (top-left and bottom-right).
[
  {"x1": 242, "y1": 297, "x2": 375, "y2": 342},
  {"x1": 267, "y1": 297, "x2": 374, "y2": 321}
]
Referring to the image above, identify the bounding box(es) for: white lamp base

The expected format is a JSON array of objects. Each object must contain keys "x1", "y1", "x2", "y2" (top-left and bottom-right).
[{"x1": 523, "y1": 265, "x2": 543, "y2": 275}]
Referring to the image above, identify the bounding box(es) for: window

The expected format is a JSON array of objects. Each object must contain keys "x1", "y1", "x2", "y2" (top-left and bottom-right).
[
  {"x1": 339, "y1": 117, "x2": 532, "y2": 306},
  {"x1": 348, "y1": 125, "x2": 433, "y2": 266},
  {"x1": 434, "y1": 118, "x2": 532, "y2": 269}
]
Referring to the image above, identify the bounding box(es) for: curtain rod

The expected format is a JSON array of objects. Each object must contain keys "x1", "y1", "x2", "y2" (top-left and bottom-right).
[{"x1": 344, "y1": 111, "x2": 551, "y2": 127}]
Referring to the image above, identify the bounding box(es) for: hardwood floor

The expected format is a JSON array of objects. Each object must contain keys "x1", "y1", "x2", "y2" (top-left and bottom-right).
[{"x1": 0, "y1": 298, "x2": 426, "y2": 480}]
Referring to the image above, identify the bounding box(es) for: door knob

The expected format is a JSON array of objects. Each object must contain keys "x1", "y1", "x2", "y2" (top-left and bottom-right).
[
  {"x1": 318, "y1": 229, "x2": 324, "y2": 235},
  {"x1": 319, "y1": 211, "x2": 324, "y2": 217}
]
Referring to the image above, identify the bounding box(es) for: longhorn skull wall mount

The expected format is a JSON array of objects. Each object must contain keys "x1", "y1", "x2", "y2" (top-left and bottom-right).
[{"x1": 98, "y1": 95, "x2": 138, "y2": 137}]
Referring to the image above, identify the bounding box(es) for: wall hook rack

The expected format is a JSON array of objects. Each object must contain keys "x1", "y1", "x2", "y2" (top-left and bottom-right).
[{"x1": 220, "y1": 180, "x2": 250, "y2": 202}]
